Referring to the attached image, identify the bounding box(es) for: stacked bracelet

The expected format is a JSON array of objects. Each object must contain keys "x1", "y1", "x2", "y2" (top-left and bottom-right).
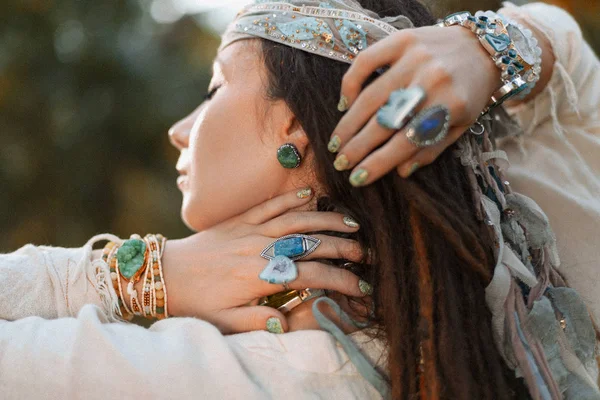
[
  {"x1": 437, "y1": 10, "x2": 542, "y2": 114},
  {"x1": 102, "y1": 233, "x2": 169, "y2": 321}
]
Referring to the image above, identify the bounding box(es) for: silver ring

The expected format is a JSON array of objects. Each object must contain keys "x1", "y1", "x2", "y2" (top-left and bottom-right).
[
  {"x1": 469, "y1": 120, "x2": 485, "y2": 135},
  {"x1": 376, "y1": 86, "x2": 427, "y2": 130},
  {"x1": 405, "y1": 105, "x2": 451, "y2": 147},
  {"x1": 282, "y1": 282, "x2": 290, "y2": 291},
  {"x1": 260, "y1": 234, "x2": 321, "y2": 261}
]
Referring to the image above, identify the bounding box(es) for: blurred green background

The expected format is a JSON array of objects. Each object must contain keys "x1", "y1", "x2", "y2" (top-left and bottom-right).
[{"x1": 1, "y1": 0, "x2": 598, "y2": 251}]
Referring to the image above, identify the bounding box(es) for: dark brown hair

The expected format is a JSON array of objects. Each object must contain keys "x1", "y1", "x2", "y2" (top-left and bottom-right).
[{"x1": 257, "y1": 0, "x2": 530, "y2": 398}]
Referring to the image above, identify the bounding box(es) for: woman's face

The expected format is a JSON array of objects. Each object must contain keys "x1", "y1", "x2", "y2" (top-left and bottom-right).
[{"x1": 169, "y1": 40, "x2": 314, "y2": 231}]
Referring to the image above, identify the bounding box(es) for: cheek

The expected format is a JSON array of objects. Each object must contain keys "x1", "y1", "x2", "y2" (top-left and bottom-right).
[{"x1": 181, "y1": 100, "x2": 287, "y2": 231}]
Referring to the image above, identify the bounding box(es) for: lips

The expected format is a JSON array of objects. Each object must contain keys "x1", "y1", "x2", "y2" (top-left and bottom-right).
[{"x1": 177, "y1": 175, "x2": 189, "y2": 190}]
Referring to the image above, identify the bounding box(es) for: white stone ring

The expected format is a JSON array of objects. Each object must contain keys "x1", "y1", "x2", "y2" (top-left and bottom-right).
[{"x1": 259, "y1": 255, "x2": 299, "y2": 288}]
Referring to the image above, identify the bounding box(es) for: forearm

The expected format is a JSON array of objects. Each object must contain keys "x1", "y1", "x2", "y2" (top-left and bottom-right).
[
  {"x1": 0, "y1": 304, "x2": 267, "y2": 399},
  {"x1": 0, "y1": 235, "x2": 123, "y2": 321}
]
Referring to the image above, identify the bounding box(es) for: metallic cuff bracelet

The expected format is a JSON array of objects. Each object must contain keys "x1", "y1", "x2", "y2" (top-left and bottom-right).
[{"x1": 437, "y1": 10, "x2": 542, "y2": 114}]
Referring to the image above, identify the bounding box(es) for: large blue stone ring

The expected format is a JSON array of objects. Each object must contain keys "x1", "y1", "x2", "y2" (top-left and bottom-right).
[
  {"x1": 376, "y1": 86, "x2": 427, "y2": 130},
  {"x1": 404, "y1": 105, "x2": 451, "y2": 147},
  {"x1": 260, "y1": 234, "x2": 321, "y2": 261}
]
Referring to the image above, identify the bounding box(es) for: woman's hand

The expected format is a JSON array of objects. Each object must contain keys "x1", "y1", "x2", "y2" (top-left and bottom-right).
[
  {"x1": 160, "y1": 188, "x2": 367, "y2": 334},
  {"x1": 329, "y1": 25, "x2": 502, "y2": 183}
]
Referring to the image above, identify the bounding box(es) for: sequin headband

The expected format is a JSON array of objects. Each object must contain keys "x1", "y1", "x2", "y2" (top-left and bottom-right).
[{"x1": 218, "y1": 0, "x2": 414, "y2": 64}]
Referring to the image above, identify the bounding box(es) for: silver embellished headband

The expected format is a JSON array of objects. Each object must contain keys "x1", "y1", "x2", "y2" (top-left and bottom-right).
[{"x1": 218, "y1": 0, "x2": 414, "y2": 64}]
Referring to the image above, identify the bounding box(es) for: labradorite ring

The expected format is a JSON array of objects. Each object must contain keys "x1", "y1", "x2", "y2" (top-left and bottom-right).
[
  {"x1": 260, "y1": 234, "x2": 321, "y2": 261},
  {"x1": 404, "y1": 105, "x2": 451, "y2": 147},
  {"x1": 376, "y1": 86, "x2": 427, "y2": 130}
]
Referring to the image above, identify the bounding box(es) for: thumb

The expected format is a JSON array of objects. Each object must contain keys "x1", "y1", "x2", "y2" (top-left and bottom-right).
[{"x1": 216, "y1": 306, "x2": 289, "y2": 335}]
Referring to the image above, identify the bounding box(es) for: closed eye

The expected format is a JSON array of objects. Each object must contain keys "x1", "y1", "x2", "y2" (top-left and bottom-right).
[{"x1": 204, "y1": 85, "x2": 221, "y2": 101}]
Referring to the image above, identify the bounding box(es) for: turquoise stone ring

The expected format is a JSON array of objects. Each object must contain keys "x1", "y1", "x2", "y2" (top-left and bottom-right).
[
  {"x1": 260, "y1": 234, "x2": 321, "y2": 261},
  {"x1": 405, "y1": 105, "x2": 451, "y2": 147}
]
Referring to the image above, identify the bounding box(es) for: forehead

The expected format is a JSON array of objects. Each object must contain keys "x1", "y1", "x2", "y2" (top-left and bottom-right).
[{"x1": 213, "y1": 40, "x2": 260, "y2": 77}]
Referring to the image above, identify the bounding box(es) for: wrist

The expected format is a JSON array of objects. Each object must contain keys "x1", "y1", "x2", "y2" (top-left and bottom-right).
[
  {"x1": 160, "y1": 238, "x2": 183, "y2": 317},
  {"x1": 453, "y1": 25, "x2": 503, "y2": 98}
]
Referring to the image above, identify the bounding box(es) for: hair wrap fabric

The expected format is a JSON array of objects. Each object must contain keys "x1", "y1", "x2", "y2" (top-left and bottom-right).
[
  {"x1": 218, "y1": 0, "x2": 413, "y2": 64},
  {"x1": 217, "y1": 1, "x2": 600, "y2": 398}
]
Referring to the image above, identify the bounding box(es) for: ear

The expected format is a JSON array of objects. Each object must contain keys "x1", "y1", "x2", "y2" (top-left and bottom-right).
[{"x1": 278, "y1": 110, "x2": 309, "y2": 155}]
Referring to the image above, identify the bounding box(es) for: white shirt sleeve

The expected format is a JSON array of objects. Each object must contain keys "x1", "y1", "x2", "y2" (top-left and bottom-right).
[
  {"x1": 497, "y1": 2, "x2": 600, "y2": 325},
  {"x1": 0, "y1": 236, "x2": 384, "y2": 399},
  {"x1": 0, "y1": 233, "x2": 124, "y2": 322}
]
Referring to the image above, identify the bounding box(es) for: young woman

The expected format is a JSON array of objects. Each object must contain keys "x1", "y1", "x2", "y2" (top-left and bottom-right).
[{"x1": 0, "y1": 0, "x2": 598, "y2": 399}]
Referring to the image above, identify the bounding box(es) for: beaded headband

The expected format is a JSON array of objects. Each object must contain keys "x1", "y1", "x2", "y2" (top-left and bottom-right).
[
  {"x1": 218, "y1": 0, "x2": 413, "y2": 64},
  {"x1": 217, "y1": 1, "x2": 600, "y2": 398}
]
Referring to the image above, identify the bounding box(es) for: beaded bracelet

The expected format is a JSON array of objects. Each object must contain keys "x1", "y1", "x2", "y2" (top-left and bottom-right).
[
  {"x1": 106, "y1": 243, "x2": 135, "y2": 320},
  {"x1": 101, "y1": 233, "x2": 169, "y2": 321},
  {"x1": 141, "y1": 244, "x2": 154, "y2": 318},
  {"x1": 145, "y1": 234, "x2": 169, "y2": 319}
]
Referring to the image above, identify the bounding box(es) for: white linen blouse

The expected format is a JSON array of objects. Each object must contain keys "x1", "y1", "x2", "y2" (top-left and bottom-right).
[{"x1": 0, "y1": 2, "x2": 598, "y2": 399}]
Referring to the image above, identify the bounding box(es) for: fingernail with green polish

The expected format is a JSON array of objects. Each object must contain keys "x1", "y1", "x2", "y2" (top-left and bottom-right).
[
  {"x1": 358, "y1": 279, "x2": 373, "y2": 296},
  {"x1": 333, "y1": 154, "x2": 349, "y2": 171},
  {"x1": 337, "y1": 95, "x2": 349, "y2": 112},
  {"x1": 349, "y1": 168, "x2": 369, "y2": 187},
  {"x1": 266, "y1": 317, "x2": 284, "y2": 334},
  {"x1": 296, "y1": 188, "x2": 312, "y2": 199},
  {"x1": 328, "y1": 135, "x2": 342, "y2": 153},
  {"x1": 406, "y1": 162, "x2": 420, "y2": 178},
  {"x1": 343, "y1": 216, "x2": 360, "y2": 228}
]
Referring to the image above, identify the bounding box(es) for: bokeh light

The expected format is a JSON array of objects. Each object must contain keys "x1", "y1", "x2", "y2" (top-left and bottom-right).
[{"x1": 0, "y1": 0, "x2": 597, "y2": 251}]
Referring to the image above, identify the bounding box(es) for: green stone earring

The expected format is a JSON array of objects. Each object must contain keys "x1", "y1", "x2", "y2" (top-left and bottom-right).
[{"x1": 277, "y1": 143, "x2": 302, "y2": 169}]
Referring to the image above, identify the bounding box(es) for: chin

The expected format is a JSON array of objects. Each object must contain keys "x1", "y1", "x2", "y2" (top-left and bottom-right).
[{"x1": 180, "y1": 201, "x2": 220, "y2": 233}]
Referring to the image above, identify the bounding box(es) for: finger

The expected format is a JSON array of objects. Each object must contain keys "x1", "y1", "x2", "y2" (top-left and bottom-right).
[
  {"x1": 340, "y1": 30, "x2": 416, "y2": 107},
  {"x1": 257, "y1": 261, "x2": 368, "y2": 298},
  {"x1": 330, "y1": 61, "x2": 416, "y2": 152},
  {"x1": 344, "y1": 63, "x2": 473, "y2": 187},
  {"x1": 243, "y1": 187, "x2": 313, "y2": 225},
  {"x1": 215, "y1": 306, "x2": 288, "y2": 335},
  {"x1": 260, "y1": 211, "x2": 360, "y2": 237},
  {"x1": 303, "y1": 235, "x2": 364, "y2": 263},
  {"x1": 396, "y1": 125, "x2": 469, "y2": 178},
  {"x1": 346, "y1": 128, "x2": 420, "y2": 186},
  {"x1": 332, "y1": 116, "x2": 396, "y2": 172}
]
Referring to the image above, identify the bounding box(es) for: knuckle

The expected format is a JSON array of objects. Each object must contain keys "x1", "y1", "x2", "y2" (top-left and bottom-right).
[
  {"x1": 452, "y1": 94, "x2": 469, "y2": 118},
  {"x1": 411, "y1": 44, "x2": 433, "y2": 63},
  {"x1": 231, "y1": 265, "x2": 251, "y2": 282},
  {"x1": 419, "y1": 151, "x2": 438, "y2": 166},
  {"x1": 341, "y1": 71, "x2": 361, "y2": 94},
  {"x1": 332, "y1": 267, "x2": 354, "y2": 288},
  {"x1": 282, "y1": 213, "x2": 303, "y2": 231},
  {"x1": 245, "y1": 313, "x2": 262, "y2": 331},
  {"x1": 424, "y1": 62, "x2": 452, "y2": 87},
  {"x1": 297, "y1": 261, "x2": 318, "y2": 283},
  {"x1": 342, "y1": 241, "x2": 363, "y2": 261},
  {"x1": 396, "y1": 29, "x2": 417, "y2": 46}
]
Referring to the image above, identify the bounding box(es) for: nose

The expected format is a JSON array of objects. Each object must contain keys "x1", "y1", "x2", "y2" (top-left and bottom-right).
[{"x1": 168, "y1": 105, "x2": 203, "y2": 151}]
